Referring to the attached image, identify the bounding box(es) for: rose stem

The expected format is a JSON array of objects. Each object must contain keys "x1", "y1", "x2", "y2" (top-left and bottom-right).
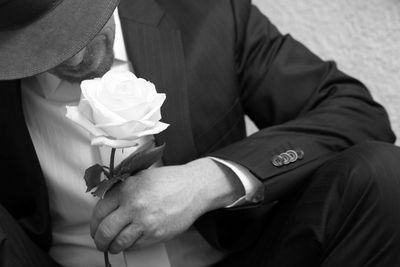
[
  {"x1": 104, "y1": 147, "x2": 116, "y2": 267},
  {"x1": 104, "y1": 252, "x2": 111, "y2": 267},
  {"x1": 109, "y1": 148, "x2": 116, "y2": 177}
]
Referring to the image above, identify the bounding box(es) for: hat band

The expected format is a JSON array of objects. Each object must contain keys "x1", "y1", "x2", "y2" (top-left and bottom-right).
[{"x1": 0, "y1": 0, "x2": 63, "y2": 30}]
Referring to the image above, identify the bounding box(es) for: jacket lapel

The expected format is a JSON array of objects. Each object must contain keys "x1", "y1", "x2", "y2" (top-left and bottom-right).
[
  {"x1": 118, "y1": 0, "x2": 198, "y2": 165},
  {"x1": 0, "y1": 81, "x2": 51, "y2": 249}
]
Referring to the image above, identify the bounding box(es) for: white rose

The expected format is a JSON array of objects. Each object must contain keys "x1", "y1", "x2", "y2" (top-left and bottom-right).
[{"x1": 66, "y1": 70, "x2": 169, "y2": 148}]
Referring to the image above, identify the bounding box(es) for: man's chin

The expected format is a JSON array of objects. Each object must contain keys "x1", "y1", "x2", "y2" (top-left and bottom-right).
[
  {"x1": 50, "y1": 51, "x2": 115, "y2": 83},
  {"x1": 50, "y1": 65, "x2": 112, "y2": 83}
]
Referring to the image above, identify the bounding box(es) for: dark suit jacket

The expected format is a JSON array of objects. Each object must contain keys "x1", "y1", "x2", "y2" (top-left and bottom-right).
[{"x1": 0, "y1": 0, "x2": 395, "y2": 255}]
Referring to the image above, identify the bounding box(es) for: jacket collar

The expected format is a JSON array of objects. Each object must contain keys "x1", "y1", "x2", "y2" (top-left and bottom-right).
[{"x1": 118, "y1": 0, "x2": 165, "y2": 27}]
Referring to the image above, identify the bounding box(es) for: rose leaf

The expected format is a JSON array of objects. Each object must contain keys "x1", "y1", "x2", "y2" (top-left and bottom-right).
[
  {"x1": 84, "y1": 164, "x2": 105, "y2": 192},
  {"x1": 91, "y1": 173, "x2": 131, "y2": 199},
  {"x1": 114, "y1": 143, "x2": 166, "y2": 176}
]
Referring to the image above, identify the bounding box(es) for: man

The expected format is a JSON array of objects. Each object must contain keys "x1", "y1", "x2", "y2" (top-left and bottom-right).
[{"x1": 0, "y1": 0, "x2": 400, "y2": 266}]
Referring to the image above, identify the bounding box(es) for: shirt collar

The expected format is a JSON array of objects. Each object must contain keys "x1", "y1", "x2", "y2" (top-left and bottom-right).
[
  {"x1": 113, "y1": 7, "x2": 129, "y2": 62},
  {"x1": 35, "y1": 72, "x2": 81, "y2": 102},
  {"x1": 36, "y1": 72, "x2": 62, "y2": 98}
]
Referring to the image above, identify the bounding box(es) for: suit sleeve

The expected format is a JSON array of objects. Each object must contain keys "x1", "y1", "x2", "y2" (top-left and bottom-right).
[
  {"x1": 208, "y1": 0, "x2": 395, "y2": 202},
  {"x1": 196, "y1": 0, "x2": 395, "y2": 251}
]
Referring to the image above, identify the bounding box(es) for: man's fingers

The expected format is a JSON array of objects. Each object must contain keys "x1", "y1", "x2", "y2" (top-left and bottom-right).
[
  {"x1": 93, "y1": 209, "x2": 130, "y2": 252},
  {"x1": 90, "y1": 196, "x2": 119, "y2": 237},
  {"x1": 108, "y1": 223, "x2": 144, "y2": 254}
]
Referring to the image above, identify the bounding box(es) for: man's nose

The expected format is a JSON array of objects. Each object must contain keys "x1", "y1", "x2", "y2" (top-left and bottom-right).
[{"x1": 64, "y1": 48, "x2": 86, "y2": 67}]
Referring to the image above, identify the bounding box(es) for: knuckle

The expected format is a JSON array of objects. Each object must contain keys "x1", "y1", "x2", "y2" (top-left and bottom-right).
[
  {"x1": 131, "y1": 193, "x2": 148, "y2": 208},
  {"x1": 153, "y1": 228, "x2": 165, "y2": 239},
  {"x1": 96, "y1": 224, "x2": 113, "y2": 244},
  {"x1": 132, "y1": 222, "x2": 144, "y2": 233},
  {"x1": 142, "y1": 213, "x2": 157, "y2": 226},
  {"x1": 116, "y1": 236, "x2": 128, "y2": 248},
  {"x1": 110, "y1": 236, "x2": 129, "y2": 254}
]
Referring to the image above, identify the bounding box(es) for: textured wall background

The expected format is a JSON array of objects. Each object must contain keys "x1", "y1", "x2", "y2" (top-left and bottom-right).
[{"x1": 249, "y1": 0, "x2": 400, "y2": 144}]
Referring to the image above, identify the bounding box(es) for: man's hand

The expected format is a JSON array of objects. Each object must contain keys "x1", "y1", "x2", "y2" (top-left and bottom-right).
[{"x1": 90, "y1": 158, "x2": 244, "y2": 254}]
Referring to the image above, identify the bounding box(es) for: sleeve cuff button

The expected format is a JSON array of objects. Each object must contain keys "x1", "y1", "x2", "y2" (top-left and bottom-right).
[{"x1": 271, "y1": 155, "x2": 284, "y2": 167}]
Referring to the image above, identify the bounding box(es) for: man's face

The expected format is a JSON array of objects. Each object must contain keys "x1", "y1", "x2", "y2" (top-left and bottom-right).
[{"x1": 50, "y1": 16, "x2": 116, "y2": 83}]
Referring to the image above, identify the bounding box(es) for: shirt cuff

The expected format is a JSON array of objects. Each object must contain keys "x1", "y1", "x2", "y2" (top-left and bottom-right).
[{"x1": 208, "y1": 157, "x2": 264, "y2": 208}]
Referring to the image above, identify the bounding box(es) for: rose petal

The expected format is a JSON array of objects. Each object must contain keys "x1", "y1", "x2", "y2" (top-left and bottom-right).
[
  {"x1": 78, "y1": 98, "x2": 94, "y2": 122},
  {"x1": 81, "y1": 80, "x2": 126, "y2": 124},
  {"x1": 114, "y1": 102, "x2": 153, "y2": 121},
  {"x1": 133, "y1": 122, "x2": 169, "y2": 138},
  {"x1": 142, "y1": 94, "x2": 166, "y2": 121},
  {"x1": 115, "y1": 93, "x2": 165, "y2": 122},
  {"x1": 100, "y1": 80, "x2": 146, "y2": 111},
  {"x1": 101, "y1": 71, "x2": 145, "y2": 110},
  {"x1": 96, "y1": 120, "x2": 169, "y2": 140},
  {"x1": 135, "y1": 78, "x2": 157, "y2": 100},
  {"x1": 65, "y1": 106, "x2": 108, "y2": 137},
  {"x1": 102, "y1": 70, "x2": 137, "y2": 89},
  {"x1": 96, "y1": 119, "x2": 156, "y2": 139},
  {"x1": 91, "y1": 136, "x2": 139, "y2": 148},
  {"x1": 107, "y1": 79, "x2": 158, "y2": 116}
]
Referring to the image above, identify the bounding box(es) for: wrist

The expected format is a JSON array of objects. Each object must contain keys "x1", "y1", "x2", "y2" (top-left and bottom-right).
[{"x1": 186, "y1": 158, "x2": 245, "y2": 212}]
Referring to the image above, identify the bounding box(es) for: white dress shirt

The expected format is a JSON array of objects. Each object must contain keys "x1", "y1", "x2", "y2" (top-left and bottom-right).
[{"x1": 19, "y1": 9, "x2": 263, "y2": 267}]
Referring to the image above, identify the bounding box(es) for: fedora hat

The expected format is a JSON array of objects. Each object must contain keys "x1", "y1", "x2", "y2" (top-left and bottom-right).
[{"x1": 0, "y1": 0, "x2": 119, "y2": 80}]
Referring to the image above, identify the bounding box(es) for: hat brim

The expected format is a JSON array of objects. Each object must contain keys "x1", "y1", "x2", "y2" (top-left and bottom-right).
[{"x1": 0, "y1": 0, "x2": 119, "y2": 80}]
